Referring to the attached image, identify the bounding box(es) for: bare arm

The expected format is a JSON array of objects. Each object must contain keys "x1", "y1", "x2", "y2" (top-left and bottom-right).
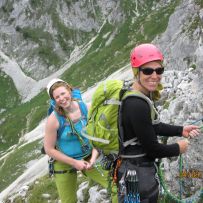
[{"x1": 44, "y1": 113, "x2": 89, "y2": 170}]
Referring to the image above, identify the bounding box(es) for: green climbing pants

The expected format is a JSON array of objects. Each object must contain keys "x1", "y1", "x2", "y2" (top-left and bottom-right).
[{"x1": 54, "y1": 160, "x2": 118, "y2": 203}]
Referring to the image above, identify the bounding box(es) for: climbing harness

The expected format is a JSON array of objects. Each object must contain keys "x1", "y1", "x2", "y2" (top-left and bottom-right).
[
  {"x1": 48, "y1": 158, "x2": 76, "y2": 177},
  {"x1": 113, "y1": 158, "x2": 122, "y2": 184},
  {"x1": 99, "y1": 153, "x2": 118, "y2": 171},
  {"x1": 95, "y1": 151, "x2": 119, "y2": 196}
]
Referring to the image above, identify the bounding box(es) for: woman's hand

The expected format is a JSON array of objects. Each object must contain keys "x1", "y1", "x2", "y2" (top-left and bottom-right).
[
  {"x1": 86, "y1": 159, "x2": 95, "y2": 170},
  {"x1": 182, "y1": 125, "x2": 200, "y2": 138},
  {"x1": 85, "y1": 148, "x2": 99, "y2": 170},
  {"x1": 177, "y1": 139, "x2": 189, "y2": 154},
  {"x1": 85, "y1": 155, "x2": 97, "y2": 170},
  {"x1": 72, "y1": 159, "x2": 89, "y2": 171}
]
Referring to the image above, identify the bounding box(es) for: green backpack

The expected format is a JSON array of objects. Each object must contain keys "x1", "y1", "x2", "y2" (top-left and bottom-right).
[{"x1": 83, "y1": 80, "x2": 156, "y2": 155}]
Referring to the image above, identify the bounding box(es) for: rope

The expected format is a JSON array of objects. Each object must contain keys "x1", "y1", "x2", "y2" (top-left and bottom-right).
[
  {"x1": 158, "y1": 117, "x2": 203, "y2": 202},
  {"x1": 179, "y1": 155, "x2": 183, "y2": 200},
  {"x1": 66, "y1": 114, "x2": 90, "y2": 153},
  {"x1": 158, "y1": 124, "x2": 203, "y2": 203},
  {"x1": 158, "y1": 162, "x2": 203, "y2": 203},
  {"x1": 190, "y1": 117, "x2": 203, "y2": 125}
]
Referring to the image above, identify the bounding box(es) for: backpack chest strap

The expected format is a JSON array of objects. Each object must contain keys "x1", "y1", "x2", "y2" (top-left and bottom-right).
[
  {"x1": 104, "y1": 99, "x2": 121, "y2": 105},
  {"x1": 123, "y1": 137, "x2": 141, "y2": 147}
]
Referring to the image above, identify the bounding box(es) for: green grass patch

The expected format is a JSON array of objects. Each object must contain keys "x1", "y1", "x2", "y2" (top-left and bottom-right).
[
  {"x1": 195, "y1": 0, "x2": 203, "y2": 7},
  {"x1": 1, "y1": 1, "x2": 14, "y2": 14},
  {"x1": 0, "y1": 71, "x2": 21, "y2": 110},
  {"x1": 0, "y1": 140, "x2": 43, "y2": 192},
  {"x1": 62, "y1": 20, "x2": 132, "y2": 89},
  {"x1": 6, "y1": 176, "x2": 58, "y2": 203},
  {"x1": 30, "y1": 0, "x2": 43, "y2": 8},
  {"x1": 16, "y1": 27, "x2": 52, "y2": 44},
  {"x1": 190, "y1": 64, "x2": 196, "y2": 70},
  {"x1": 26, "y1": 176, "x2": 58, "y2": 203},
  {"x1": 143, "y1": 1, "x2": 180, "y2": 41},
  {"x1": 0, "y1": 91, "x2": 48, "y2": 152},
  {"x1": 187, "y1": 16, "x2": 202, "y2": 37},
  {"x1": 37, "y1": 45, "x2": 62, "y2": 67},
  {"x1": 51, "y1": 11, "x2": 75, "y2": 54},
  {"x1": 163, "y1": 100, "x2": 170, "y2": 109}
]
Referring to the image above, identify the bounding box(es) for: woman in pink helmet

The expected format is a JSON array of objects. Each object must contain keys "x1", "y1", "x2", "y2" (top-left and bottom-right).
[{"x1": 117, "y1": 44, "x2": 200, "y2": 203}]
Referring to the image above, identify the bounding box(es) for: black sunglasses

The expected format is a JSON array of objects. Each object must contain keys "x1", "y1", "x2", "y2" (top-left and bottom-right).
[{"x1": 139, "y1": 67, "x2": 164, "y2": 75}]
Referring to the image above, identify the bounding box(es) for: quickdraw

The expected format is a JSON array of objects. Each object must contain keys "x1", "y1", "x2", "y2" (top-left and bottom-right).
[{"x1": 119, "y1": 169, "x2": 140, "y2": 203}]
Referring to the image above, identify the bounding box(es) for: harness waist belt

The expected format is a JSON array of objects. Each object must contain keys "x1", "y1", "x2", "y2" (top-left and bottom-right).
[
  {"x1": 129, "y1": 161, "x2": 155, "y2": 167},
  {"x1": 120, "y1": 153, "x2": 146, "y2": 159},
  {"x1": 53, "y1": 168, "x2": 77, "y2": 174}
]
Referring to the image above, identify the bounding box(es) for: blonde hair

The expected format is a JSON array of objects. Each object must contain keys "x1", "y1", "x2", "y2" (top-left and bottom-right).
[
  {"x1": 50, "y1": 81, "x2": 73, "y2": 116},
  {"x1": 132, "y1": 67, "x2": 163, "y2": 101}
]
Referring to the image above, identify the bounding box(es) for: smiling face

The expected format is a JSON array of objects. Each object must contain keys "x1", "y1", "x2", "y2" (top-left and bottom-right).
[
  {"x1": 137, "y1": 61, "x2": 163, "y2": 95},
  {"x1": 52, "y1": 86, "x2": 72, "y2": 109}
]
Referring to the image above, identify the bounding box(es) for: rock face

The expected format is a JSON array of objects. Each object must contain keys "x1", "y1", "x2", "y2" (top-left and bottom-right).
[
  {"x1": 155, "y1": 5, "x2": 203, "y2": 195},
  {"x1": 0, "y1": 0, "x2": 124, "y2": 80},
  {"x1": 157, "y1": 1, "x2": 203, "y2": 72},
  {"x1": 158, "y1": 68, "x2": 203, "y2": 198},
  {"x1": 156, "y1": 2, "x2": 203, "y2": 192}
]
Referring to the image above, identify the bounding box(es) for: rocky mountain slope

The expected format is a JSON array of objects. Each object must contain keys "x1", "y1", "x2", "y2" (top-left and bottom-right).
[{"x1": 0, "y1": 0, "x2": 203, "y2": 202}]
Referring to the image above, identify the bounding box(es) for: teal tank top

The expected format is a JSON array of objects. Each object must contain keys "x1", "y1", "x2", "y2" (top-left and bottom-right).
[{"x1": 54, "y1": 101, "x2": 92, "y2": 160}]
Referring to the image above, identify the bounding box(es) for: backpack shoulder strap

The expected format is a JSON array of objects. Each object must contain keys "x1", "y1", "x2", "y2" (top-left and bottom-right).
[
  {"x1": 78, "y1": 100, "x2": 88, "y2": 119},
  {"x1": 72, "y1": 88, "x2": 88, "y2": 119},
  {"x1": 119, "y1": 80, "x2": 132, "y2": 100},
  {"x1": 47, "y1": 99, "x2": 56, "y2": 116},
  {"x1": 118, "y1": 96, "x2": 147, "y2": 157},
  {"x1": 118, "y1": 81, "x2": 133, "y2": 155},
  {"x1": 122, "y1": 91, "x2": 159, "y2": 124}
]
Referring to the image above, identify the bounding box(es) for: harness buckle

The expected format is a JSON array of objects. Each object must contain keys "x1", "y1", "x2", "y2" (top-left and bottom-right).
[{"x1": 48, "y1": 157, "x2": 55, "y2": 177}]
